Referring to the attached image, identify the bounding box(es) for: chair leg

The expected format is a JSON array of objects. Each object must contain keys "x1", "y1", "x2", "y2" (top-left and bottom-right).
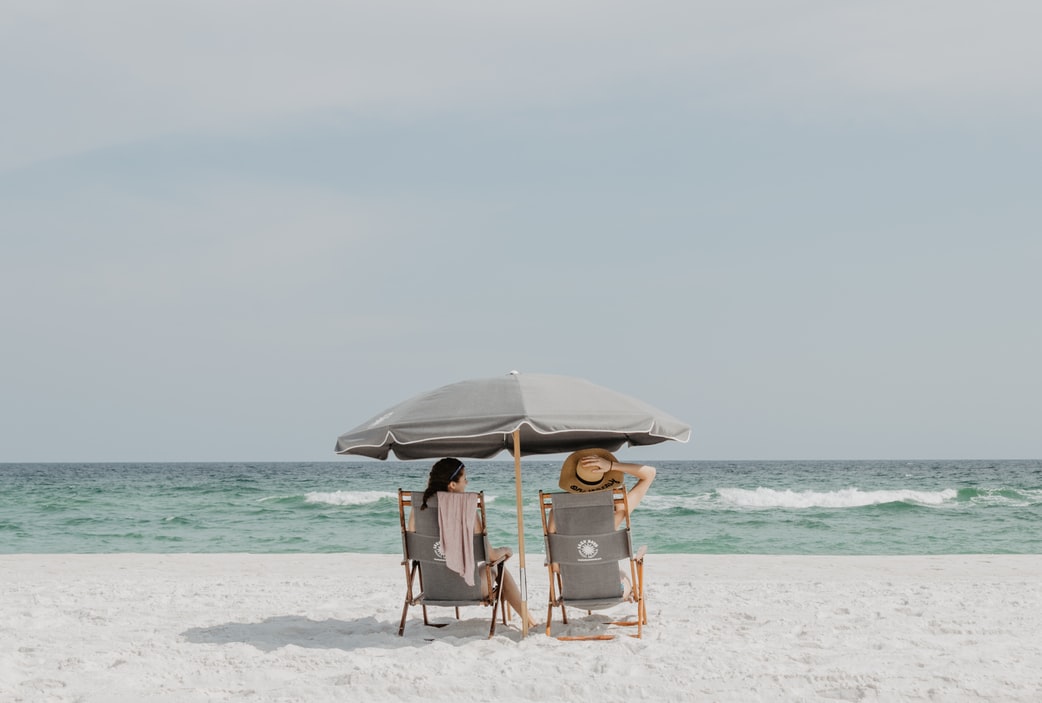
[
  {"x1": 555, "y1": 572, "x2": 569, "y2": 624},
  {"x1": 638, "y1": 561, "x2": 648, "y2": 624},
  {"x1": 398, "y1": 600, "x2": 410, "y2": 636},
  {"x1": 399, "y1": 562, "x2": 417, "y2": 636},
  {"x1": 488, "y1": 590, "x2": 501, "y2": 639},
  {"x1": 544, "y1": 566, "x2": 557, "y2": 636},
  {"x1": 633, "y1": 569, "x2": 646, "y2": 637}
]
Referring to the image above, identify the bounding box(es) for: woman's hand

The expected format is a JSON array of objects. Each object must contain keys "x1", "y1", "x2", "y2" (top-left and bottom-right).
[{"x1": 579, "y1": 455, "x2": 611, "y2": 474}]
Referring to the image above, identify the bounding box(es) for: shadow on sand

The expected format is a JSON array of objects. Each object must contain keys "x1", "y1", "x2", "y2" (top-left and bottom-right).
[{"x1": 182, "y1": 613, "x2": 529, "y2": 651}]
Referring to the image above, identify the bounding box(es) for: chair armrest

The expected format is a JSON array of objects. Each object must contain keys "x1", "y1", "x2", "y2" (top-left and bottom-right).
[
  {"x1": 488, "y1": 553, "x2": 510, "y2": 566},
  {"x1": 634, "y1": 545, "x2": 647, "y2": 563}
]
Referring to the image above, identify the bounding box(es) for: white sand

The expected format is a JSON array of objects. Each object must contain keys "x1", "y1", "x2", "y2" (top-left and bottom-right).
[{"x1": 3, "y1": 554, "x2": 1041, "y2": 702}]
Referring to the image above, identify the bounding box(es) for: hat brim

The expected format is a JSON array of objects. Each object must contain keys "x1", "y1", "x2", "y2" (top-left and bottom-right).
[{"x1": 558, "y1": 448, "x2": 625, "y2": 493}]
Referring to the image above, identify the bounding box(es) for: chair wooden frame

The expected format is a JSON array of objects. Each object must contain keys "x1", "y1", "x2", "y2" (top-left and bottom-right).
[
  {"x1": 539, "y1": 487, "x2": 648, "y2": 640},
  {"x1": 398, "y1": 489, "x2": 510, "y2": 638}
]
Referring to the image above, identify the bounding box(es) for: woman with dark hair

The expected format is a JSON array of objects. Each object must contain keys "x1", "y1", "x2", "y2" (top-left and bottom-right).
[
  {"x1": 409, "y1": 457, "x2": 535, "y2": 629},
  {"x1": 418, "y1": 457, "x2": 468, "y2": 510}
]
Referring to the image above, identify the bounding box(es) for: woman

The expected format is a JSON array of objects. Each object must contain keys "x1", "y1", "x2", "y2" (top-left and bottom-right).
[
  {"x1": 409, "y1": 457, "x2": 536, "y2": 629},
  {"x1": 551, "y1": 448, "x2": 657, "y2": 599},
  {"x1": 555, "y1": 447, "x2": 657, "y2": 528}
]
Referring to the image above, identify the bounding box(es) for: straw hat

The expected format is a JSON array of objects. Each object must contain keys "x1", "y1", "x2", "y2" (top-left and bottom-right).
[{"x1": 558, "y1": 448, "x2": 625, "y2": 493}]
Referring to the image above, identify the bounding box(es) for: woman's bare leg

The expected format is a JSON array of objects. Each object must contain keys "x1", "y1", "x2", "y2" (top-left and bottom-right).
[{"x1": 500, "y1": 570, "x2": 537, "y2": 628}]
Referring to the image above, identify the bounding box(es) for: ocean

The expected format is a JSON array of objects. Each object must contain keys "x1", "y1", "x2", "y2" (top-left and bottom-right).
[{"x1": 1, "y1": 460, "x2": 1040, "y2": 555}]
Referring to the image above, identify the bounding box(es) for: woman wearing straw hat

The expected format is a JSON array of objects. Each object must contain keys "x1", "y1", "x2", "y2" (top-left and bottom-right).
[
  {"x1": 556, "y1": 448, "x2": 657, "y2": 528},
  {"x1": 549, "y1": 448, "x2": 657, "y2": 600}
]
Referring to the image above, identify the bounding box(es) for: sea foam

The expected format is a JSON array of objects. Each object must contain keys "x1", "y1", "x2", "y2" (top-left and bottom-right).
[
  {"x1": 304, "y1": 491, "x2": 397, "y2": 506},
  {"x1": 717, "y1": 487, "x2": 958, "y2": 509}
]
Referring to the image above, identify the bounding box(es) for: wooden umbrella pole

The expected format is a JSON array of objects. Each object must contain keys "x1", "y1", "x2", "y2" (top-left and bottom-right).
[{"x1": 513, "y1": 429, "x2": 529, "y2": 638}]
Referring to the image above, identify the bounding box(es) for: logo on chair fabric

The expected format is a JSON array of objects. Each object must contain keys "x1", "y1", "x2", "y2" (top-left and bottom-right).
[
  {"x1": 433, "y1": 540, "x2": 446, "y2": 560},
  {"x1": 577, "y1": 539, "x2": 600, "y2": 560}
]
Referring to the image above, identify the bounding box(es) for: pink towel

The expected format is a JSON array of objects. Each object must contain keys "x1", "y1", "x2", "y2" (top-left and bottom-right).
[{"x1": 437, "y1": 492, "x2": 479, "y2": 586}]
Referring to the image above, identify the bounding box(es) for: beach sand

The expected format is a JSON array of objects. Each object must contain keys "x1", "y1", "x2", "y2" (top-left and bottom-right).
[{"x1": 3, "y1": 553, "x2": 1041, "y2": 702}]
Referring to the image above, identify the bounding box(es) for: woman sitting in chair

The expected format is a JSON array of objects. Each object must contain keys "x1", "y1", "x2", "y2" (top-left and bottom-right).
[
  {"x1": 550, "y1": 448, "x2": 657, "y2": 601},
  {"x1": 555, "y1": 448, "x2": 657, "y2": 528},
  {"x1": 409, "y1": 457, "x2": 536, "y2": 629}
]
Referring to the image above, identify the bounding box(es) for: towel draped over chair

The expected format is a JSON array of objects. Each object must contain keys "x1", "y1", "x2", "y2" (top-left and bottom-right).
[
  {"x1": 436, "y1": 491, "x2": 479, "y2": 586},
  {"x1": 397, "y1": 490, "x2": 509, "y2": 638}
]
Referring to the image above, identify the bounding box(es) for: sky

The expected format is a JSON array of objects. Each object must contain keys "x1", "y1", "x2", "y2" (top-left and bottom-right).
[{"x1": 2, "y1": 1, "x2": 1040, "y2": 462}]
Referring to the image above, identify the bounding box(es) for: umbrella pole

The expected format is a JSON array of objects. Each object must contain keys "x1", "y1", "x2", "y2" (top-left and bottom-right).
[{"x1": 513, "y1": 429, "x2": 529, "y2": 638}]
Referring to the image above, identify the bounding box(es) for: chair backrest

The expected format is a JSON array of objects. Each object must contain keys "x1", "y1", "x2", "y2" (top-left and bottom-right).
[
  {"x1": 400, "y1": 490, "x2": 490, "y2": 603},
  {"x1": 543, "y1": 489, "x2": 633, "y2": 604}
]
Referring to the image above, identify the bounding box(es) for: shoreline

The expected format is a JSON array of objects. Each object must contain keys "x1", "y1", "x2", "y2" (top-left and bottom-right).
[
  {"x1": 4, "y1": 550, "x2": 1042, "y2": 574},
  {"x1": 4, "y1": 554, "x2": 1042, "y2": 701}
]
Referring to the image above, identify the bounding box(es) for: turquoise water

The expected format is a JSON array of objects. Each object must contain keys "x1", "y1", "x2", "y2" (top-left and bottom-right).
[{"x1": 1, "y1": 460, "x2": 1040, "y2": 554}]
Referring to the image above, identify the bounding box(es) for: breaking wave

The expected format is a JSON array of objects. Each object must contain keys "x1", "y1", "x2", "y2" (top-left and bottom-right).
[
  {"x1": 303, "y1": 491, "x2": 397, "y2": 506},
  {"x1": 716, "y1": 487, "x2": 959, "y2": 509}
]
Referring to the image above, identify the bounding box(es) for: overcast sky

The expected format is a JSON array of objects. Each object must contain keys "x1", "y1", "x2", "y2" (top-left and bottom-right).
[{"x1": 2, "y1": 1, "x2": 1040, "y2": 462}]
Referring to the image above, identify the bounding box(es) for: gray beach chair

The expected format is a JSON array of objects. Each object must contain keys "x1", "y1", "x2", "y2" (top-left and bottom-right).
[
  {"x1": 539, "y1": 488, "x2": 647, "y2": 639},
  {"x1": 397, "y1": 489, "x2": 509, "y2": 638}
]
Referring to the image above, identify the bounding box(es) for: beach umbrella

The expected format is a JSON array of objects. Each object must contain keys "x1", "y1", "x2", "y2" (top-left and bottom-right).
[{"x1": 334, "y1": 370, "x2": 691, "y2": 636}]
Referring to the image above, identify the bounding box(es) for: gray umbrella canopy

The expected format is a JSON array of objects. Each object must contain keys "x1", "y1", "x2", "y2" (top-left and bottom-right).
[
  {"x1": 334, "y1": 371, "x2": 690, "y2": 637},
  {"x1": 334, "y1": 371, "x2": 691, "y2": 459}
]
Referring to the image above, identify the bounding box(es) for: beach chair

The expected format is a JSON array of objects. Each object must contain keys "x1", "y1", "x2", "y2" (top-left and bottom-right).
[
  {"x1": 397, "y1": 489, "x2": 510, "y2": 638},
  {"x1": 539, "y1": 488, "x2": 647, "y2": 640}
]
